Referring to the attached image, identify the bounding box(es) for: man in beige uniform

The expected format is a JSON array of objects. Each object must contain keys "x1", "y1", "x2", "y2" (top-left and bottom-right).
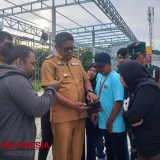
[
  {"x1": 41, "y1": 32, "x2": 98, "y2": 160},
  {"x1": 0, "y1": 31, "x2": 13, "y2": 64}
]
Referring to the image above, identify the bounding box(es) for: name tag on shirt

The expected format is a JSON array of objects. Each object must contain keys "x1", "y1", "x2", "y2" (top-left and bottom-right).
[
  {"x1": 57, "y1": 62, "x2": 64, "y2": 66},
  {"x1": 71, "y1": 62, "x2": 78, "y2": 66}
]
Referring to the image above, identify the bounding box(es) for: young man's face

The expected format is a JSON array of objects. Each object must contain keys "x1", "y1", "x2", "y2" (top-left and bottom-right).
[
  {"x1": 117, "y1": 54, "x2": 129, "y2": 64},
  {"x1": 20, "y1": 51, "x2": 36, "y2": 74},
  {"x1": 135, "y1": 53, "x2": 147, "y2": 66},
  {"x1": 57, "y1": 40, "x2": 74, "y2": 61},
  {"x1": 96, "y1": 63, "x2": 112, "y2": 76}
]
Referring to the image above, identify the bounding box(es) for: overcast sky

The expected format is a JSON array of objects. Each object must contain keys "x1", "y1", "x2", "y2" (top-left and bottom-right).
[
  {"x1": 111, "y1": 0, "x2": 160, "y2": 50},
  {"x1": 1, "y1": 0, "x2": 160, "y2": 50}
]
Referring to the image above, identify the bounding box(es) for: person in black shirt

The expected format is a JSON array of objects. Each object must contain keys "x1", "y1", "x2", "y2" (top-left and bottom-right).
[
  {"x1": 119, "y1": 61, "x2": 160, "y2": 160},
  {"x1": 127, "y1": 41, "x2": 160, "y2": 83}
]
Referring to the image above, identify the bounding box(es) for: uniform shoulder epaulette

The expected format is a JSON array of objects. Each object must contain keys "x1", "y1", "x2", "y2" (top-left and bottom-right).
[
  {"x1": 45, "y1": 54, "x2": 55, "y2": 60},
  {"x1": 72, "y1": 55, "x2": 79, "y2": 59}
]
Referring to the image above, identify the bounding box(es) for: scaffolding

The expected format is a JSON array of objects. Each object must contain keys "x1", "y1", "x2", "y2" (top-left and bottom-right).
[
  {"x1": 0, "y1": 0, "x2": 138, "y2": 52},
  {"x1": 0, "y1": 0, "x2": 138, "y2": 89}
]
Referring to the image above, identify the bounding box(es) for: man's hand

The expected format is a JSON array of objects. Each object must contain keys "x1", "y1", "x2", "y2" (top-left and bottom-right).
[
  {"x1": 91, "y1": 113, "x2": 98, "y2": 124},
  {"x1": 106, "y1": 120, "x2": 113, "y2": 134},
  {"x1": 50, "y1": 79, "x2": 63, "y2": 90},
  {"x1": 87, "y1": 92, "x2": 99, "y2": 102},
  {"x1": 132, "y1": 119, "x2": 144, "y2": 127},
  {"x1": 71, "y1": 102, "x2": 89, "y2": 113}
]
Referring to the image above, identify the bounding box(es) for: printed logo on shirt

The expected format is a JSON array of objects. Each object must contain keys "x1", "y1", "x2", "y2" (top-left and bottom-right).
[
  {"x1": 104, "y1": 85, "x2": 108, "y2": 89},
  {"x1": 123, "y1": 97, "x2": 130, "y2": 111}
]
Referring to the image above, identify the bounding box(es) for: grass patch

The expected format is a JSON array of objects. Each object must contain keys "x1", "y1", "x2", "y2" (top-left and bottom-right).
[{"x1": 32, "y1": 79, "x2": 42, "y2": 92}]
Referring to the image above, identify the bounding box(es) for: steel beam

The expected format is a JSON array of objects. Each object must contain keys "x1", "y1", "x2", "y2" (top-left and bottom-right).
[
  {"x1": 0, "y1": 0, "x2": 50, "y2": 18},
  {"x1": 57, "y1": 23, "x2": 119, "y2": 34},
  {"x1": 1, "y1": 17, "x2": 49, "y2": 37},
  {"x1": 1, "y1": 0, "x2": 137, "y2": 42},
  {"x1": 0, "y1": 0, "x2": 92, "y2": 18},
  {"x1": 55, "y1": 0, "x2": 92, "y2": 8},
  {"x1": 92, "y1": 0, "x2": 138, "y2": 41},
  {"x1": 75, "y1": 40, "x2": 129, "y2": 47}
]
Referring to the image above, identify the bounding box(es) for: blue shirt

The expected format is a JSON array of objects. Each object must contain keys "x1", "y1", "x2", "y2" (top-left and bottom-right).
[{"x1": 95, "y1": 70, "x2": 126, "y2": 133}]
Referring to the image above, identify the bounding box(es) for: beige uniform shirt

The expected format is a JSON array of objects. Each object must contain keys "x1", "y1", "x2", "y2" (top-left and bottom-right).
[{"x1": 41, "y1": 52, "x2": 89, "y2": 123}]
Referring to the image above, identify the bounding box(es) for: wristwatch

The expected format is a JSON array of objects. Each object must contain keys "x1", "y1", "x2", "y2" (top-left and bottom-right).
[{"x1": 87, "y1": 89, "x2": 95, "y2": 94}]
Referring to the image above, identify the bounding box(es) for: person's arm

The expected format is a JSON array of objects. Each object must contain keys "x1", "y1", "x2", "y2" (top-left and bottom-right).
[
  {"x1": 84, "y1": 79, "x2": 98, "y2": 100},
  {"x1": 107, "y1": 73, "x2": 124, "y2": 133},
  {"x1": 124, "y1": 86, "x2": 158, "y2": 124},
  {"x1": 76, "y1": 62, "x2": 98, "y2": 102},
  {"x1": 108, "y1": 101, "x2": 123, "y2": 122},
  {"x1": 84, "y1": 79, "x2": 93, "y2": 92},
  {"x1": 8, "y1": 75, "x2": 57, "y2": 117},
  {"x1": 107, "y1": 101, "x2": 123, "y2": 133}
]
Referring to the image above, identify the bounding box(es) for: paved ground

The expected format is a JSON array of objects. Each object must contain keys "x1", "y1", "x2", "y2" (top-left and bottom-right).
[
  {"x1": 35, "y1": 90, "x2": 52, "y2": 159},
  {"x1": 35, "y1": 118, "x2": 52, "y2": 160}
]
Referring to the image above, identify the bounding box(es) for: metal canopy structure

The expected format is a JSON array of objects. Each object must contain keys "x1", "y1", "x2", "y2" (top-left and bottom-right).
[{"x1": 0, "y1": 0, "x2": 138, "y2": 54}]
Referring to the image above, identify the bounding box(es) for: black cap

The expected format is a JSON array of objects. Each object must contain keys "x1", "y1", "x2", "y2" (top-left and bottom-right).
[
  {"x1": 95, "y1": 52, "x2": 111, "y2": 67},
  {"x1": 127, "y1": 42, "x2": 146, "y2": 59}
]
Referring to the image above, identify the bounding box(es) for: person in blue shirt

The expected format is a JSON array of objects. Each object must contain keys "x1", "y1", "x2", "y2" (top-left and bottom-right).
[{"x1": 92, "y1": 52, "x2": 129, "y2": 160}]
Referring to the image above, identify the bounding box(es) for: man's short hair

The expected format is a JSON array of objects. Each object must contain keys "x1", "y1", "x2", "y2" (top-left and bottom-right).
[
  {"x1": 0, "y1": 31, "x2": 13, "y2": 44},
  {"x1": 55, "y1": 32, "x2": 74, "y2": 48},
  {"x1": 117, "y1": 48, "x2": 129, "y2": 58},
  {"x1": 6, "y1": 45, "x2": 34, "y2": 64}
]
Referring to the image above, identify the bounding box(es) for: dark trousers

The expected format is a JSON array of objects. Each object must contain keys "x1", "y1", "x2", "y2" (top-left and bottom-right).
[
  {"x1": 96, "y1": 127, "x2": 105, "y2": 158},
  {"x1": 82, "y1": 118, "x2": 96, "y2": 160},
  {"x1": 82, "y1": 119, "x2": 106, "y2": 160},
  {"x1": 128, "y1": 128, "x2": 138, "y2": 160},
  {"x1": 38, "y1": 111, "x2": 53, "y2": 160},
  {"x1": 139, "y1": 153, "x2": 160, "y2": 160},
  {"x1": 103, "y1": 129, "x2": 129, "y2": 160},
  {"x1": 0, "y1": 155, "x2": 34, "y2": 160}
]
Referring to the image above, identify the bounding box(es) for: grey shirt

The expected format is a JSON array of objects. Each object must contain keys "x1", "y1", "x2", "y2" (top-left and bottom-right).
[{"x1": 0, "y1": 64, "x2": 56, "y2": 159}]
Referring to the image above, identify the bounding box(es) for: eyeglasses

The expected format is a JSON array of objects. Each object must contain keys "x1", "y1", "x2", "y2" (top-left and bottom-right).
[{"x1": 63, "y1": 46, "x2": 75, "y2": 52}]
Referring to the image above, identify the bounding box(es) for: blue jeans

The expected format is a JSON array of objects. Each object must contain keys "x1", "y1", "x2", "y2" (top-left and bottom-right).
[{"x1": 103, "y1": 129, "x2": 129, "y2": 160}]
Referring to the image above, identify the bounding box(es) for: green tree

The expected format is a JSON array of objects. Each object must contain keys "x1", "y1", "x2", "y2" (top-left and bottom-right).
[
  {"x1": 74, "y1": 48, "x2": 93, "y2": 70},
  {"x1": 31, "y1": 48, "x2": 49, "y2": 91}
]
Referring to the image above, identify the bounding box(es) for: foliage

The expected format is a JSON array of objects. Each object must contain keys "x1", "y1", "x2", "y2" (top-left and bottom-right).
[
  {"x1": 74, "y1": 48, "x2": 93, "y2": 71},
  {"x1": 31, "y1": 48, "x2": 49, "y2": 91},
  {"x1": 32, "y1": 79, "x2": 42, "y2": 91}
]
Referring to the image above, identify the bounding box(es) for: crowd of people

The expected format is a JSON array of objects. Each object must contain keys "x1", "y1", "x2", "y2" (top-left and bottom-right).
[{"x1": 0, "y1": 30, "x2": 160, "y2": 160}]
